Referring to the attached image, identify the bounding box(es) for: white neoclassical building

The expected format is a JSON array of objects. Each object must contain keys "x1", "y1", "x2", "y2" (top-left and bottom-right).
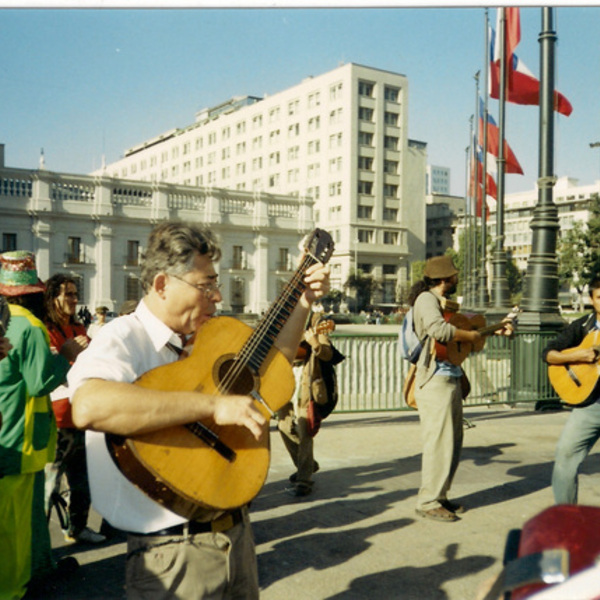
[
  {"x1": 488, "y1": 176, "x2": 599, "y2": 273},
  {"x1": 0, "y1": 146, "x2": 315, "y2": 315},
  {"x1": 97, "y1": 62, "x2": 427, "y2": 303}
]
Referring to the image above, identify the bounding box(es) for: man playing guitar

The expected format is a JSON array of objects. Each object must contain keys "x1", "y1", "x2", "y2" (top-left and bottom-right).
[
  {"x1": 68, "y1": 222, "x2": 330, "y2": 599},
  {"x1": 543, "y1": 274, "x2": 600, "y2": 504},
  {"x1": 408, "y1": 255, "x2": 512, "y2": 523}
]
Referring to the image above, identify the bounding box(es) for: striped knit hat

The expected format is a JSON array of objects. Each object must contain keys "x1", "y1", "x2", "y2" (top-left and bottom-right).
[{"x1": 0, "y1": 251, "x2": 46, "y2": 296}]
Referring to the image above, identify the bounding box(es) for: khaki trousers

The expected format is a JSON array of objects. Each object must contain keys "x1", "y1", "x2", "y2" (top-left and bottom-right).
[
  {"x1": 125, "y1": 508, "x2": 258, "y2": 600},
  {"x1": 414, "y1": 375, "x2": 463, "y2": 511}
]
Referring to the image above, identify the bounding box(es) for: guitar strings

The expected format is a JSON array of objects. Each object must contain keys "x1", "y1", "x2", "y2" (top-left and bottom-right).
[{"x1": 216, "y1": 254, "x2": 313, "y2": 395}]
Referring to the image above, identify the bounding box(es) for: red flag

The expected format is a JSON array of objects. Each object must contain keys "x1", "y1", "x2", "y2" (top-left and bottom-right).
[
  {"x1": 489, "y1": 16, "x2": 573, "y2": 117},
  {"x1": 479, "y1": 98, "x2": 524, "y2": 174},
  {"x1": 504, "y1": 7, "x2": 521, "y2": 63}
]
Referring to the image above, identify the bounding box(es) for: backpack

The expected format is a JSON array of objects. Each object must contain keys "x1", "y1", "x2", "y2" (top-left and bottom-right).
[{"x1": 398, "y1": 308, "x2": 425, "y2": 364}]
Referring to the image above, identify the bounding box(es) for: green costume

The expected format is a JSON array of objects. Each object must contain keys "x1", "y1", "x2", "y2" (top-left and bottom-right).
[{"x1": 0, "y1": 305, "x2": 70, "y2": 600}]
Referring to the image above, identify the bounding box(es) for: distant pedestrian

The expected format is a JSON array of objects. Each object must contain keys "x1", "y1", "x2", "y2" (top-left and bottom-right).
[
  {"x1": 86, "y1": 305, "x2": 108, "y2": 339},
  {"x1": 43, "y1": 274, "x2": 105, "y2": 545}
]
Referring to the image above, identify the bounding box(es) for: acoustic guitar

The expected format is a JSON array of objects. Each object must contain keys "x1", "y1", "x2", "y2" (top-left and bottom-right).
[
  {"x1": 106, "y1": 229, "x2": 335, "y2": 518},
  {"x1": 547, "y1": 330, "x2": 600, "y2": 407},
  {"x1": 295, "y1": 319, "x2": 335, "y2": 361},
  {"x1": 436, "y1": 312, "x2": 515, "y2": 366}
]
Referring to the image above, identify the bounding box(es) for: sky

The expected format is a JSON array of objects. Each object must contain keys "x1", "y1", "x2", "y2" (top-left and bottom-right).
[{"x1": 1, "y1": 5, "x2": 599, "y2": 196}]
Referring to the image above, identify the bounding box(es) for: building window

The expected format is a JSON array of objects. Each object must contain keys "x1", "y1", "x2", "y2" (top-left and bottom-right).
[
  {"x1": 288, "y1": 146, "x2": 299, "y2": 160},
  {"x1": 126, "y1": 240, "x2": 140, "y2": 266},
  {"x1": 307, "y1": 92, "x2": 320, "y2": 109},
  {"x1": 307, "y1": 140, "x2": 320, "y2": 155},
  {"x1": 268, "y1": 173, "x2": 279, "y2": 188},
  {"x1": 288, "y1": 123, "x2": 300, "y2": 138},
  {"x1": 383, "y1": 208, "x2": 398, "y2": 221},
  {"x1": 329, "y1": 108, "x2": 343, "y2": 124},
  {"x1": 236, "y1": 121, "x2": 246, "y2": 135},
  {"x1": 328, "y1": 182, "x2": 342, "y2": 196},
  {"x1": 384, "y1": 184, "x2": 398, "y2": 198},
  {"x1": 308, "y1": 116, "x2": 321, "y2": 132},
  {"x1": 269, "y1": 151, "x2": 280, "y2": 166},
  {"x1": 278, "y1": 248, "x2": 290, "y2": 271},
  {"x1": 384, "y1": 160, "x2": 398, "y2": 174},
  {"x1": 384, "y1": 111, "x2": 399, "y2": 126},
  {"x1": 357, "y1": 181, "x2": 373, "y2": 195},
  {"x1": 269, "y1": 107, "x2": 280, "y2": 122},
  {"x1": 329, "y1": 82, "x2": 343, "y2": 101},
  {"x1": 67, "y1": 236, "x2": 82, "y2": 263},
  {"x1": 252, "y1": 115, "x2": 263, "y2": 128},
  {"x1": 232, "y1": 245, "x2": 244, "y2": 270},
  {"x1": 2, "y1": 233, "x2": 17, "y2": 252},
  {"x1": 383, "y1": 264, "x2": 396, "y2": 275},
  {"x1": 125, "y1": 276, "x2": 142, "y2": 301},
  {"x1": 357, "y1": 229, "x2": 374, "y2": 243},
  {"x1": 306, "y1": 186, "x2": 320, "y2": 200},
  {"x1": 384, "y1": 231, "x2": 399, "y2": 244},
  {"x1": 288, "y1": 100, "x2": 299, "y2": 115},
  {"x1": 358, "y1": 132, "x2": 373, "y2": 146},
  {"x1": 384, "y1": 136, "x2": 399, "y2": 150},
  {"x1": 252, "y1": 136, "x2": 262, "y2": 150},
  {"x1": 384, "y1": 86, "x2": 399, "y2": 102},
  {"x1": 358, "y1": 80, "x2": 374, "y2": 97},
  {"x1": 329, "y1": 133, "x2": 343, "y2": 149},
  {"x1": 358, "y1": 156, "x2": 373, "y2": 170},
  {"x1": 358, "y1": 107, "x2": 374, "y2": 121},
  {"x1": 357, "y1": 205, "x2": 373, "y2": 219}
]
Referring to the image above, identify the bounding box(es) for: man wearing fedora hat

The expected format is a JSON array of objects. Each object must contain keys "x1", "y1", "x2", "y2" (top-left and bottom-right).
[
  {"x1": 407, "y1": 254, "x2": 511, "y2": 522},
  {"x1": 0, "y1": 251, "x2": 85, "y2": 598}
]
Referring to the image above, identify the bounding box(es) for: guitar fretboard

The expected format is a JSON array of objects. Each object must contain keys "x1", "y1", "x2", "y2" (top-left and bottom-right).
[{"x1": 227, "y1": 254, "x2": 316, "y2": 380}]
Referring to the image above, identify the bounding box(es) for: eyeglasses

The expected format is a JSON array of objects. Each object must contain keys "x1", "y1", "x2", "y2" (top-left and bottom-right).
[{"x1": 169, "y1": 274, "x2": 222, "y2": 298}]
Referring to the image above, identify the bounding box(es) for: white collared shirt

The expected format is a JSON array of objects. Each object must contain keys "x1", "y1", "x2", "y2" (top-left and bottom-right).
[{"x1": 67, "y1": 298, "x2": 187, "y2": 533}]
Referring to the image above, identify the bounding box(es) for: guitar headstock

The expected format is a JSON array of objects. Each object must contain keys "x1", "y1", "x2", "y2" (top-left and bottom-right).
[{"x1": 303, "y1": 229, "x2": 335, "y2": 266}]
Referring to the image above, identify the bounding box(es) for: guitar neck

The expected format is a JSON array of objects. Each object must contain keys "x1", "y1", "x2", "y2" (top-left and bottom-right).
[
  {"x1": 238, "y1": 254, "x2": 316, "y2": 374},
  {"x1": 478, "y1": 321, "x2": 508, "y2": 336}
]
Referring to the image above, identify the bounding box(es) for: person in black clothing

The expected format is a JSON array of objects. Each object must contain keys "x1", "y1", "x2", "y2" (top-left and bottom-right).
[{"x1": 543, "y1": 274, "x2": 600, "y2": 504}]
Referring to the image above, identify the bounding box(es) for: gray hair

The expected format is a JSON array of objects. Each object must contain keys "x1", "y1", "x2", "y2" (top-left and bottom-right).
[{"x1": 140, "y1": 222, "x2": 221, "y2": 292}]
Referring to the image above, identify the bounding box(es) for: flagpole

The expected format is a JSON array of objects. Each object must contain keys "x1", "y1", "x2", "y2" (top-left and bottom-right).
[
  {"x1": 519, "y1": 7, "x2": 563, "y2": 328},
  {"x1": 488, "y1": 7, "x2": 511, "y2": 320},
  {"x1": 478, "y1": 8, "x2": 491, "y2": 308},
  {"x1": 466, "y1": 115, "x2": 474, "y2": 306},
  {"x1": 469, "y1": 71, "x2": 480, "y2": 309}
]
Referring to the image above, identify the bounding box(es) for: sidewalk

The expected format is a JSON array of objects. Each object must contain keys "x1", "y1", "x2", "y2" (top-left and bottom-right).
[{"x1": 40, "y1": 406, "x2": 600, "y2": 599}]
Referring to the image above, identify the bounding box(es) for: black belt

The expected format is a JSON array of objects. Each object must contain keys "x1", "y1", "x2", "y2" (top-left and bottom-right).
[{"x1": 132, "y1": 509, "x2": 243, "y2": 537}]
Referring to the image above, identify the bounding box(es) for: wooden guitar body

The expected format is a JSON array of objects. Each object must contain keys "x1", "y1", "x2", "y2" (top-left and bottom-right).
[
  {"x1": 547, "y1": 331, "x2": 600, "y2": 407},
  {"x1": 107, "y1": 316, "x2": 295, "y2": 518},
  {"x1": 106, "y1": 227, "x2": 335, "y2": 518}
]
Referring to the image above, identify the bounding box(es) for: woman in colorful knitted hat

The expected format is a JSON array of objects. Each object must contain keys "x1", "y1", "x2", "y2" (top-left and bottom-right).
[{"x1": 0, "y1": 251, "x2": 85, "y2": 599}]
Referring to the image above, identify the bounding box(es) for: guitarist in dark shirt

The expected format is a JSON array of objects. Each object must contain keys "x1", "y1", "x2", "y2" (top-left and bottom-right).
[{"x1": 543, "y1": 274, "x2": 600, "y2": 504}]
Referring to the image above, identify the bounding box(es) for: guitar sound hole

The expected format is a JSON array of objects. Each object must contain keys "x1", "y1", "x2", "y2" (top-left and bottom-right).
[{"x1": 217, "y1": 358, "x2": 256, "y2": 395}]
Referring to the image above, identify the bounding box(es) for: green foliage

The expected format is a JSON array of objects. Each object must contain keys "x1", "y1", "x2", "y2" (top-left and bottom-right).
[
  {"x1": 344, "y1": 270, "x2": 380, "y2": 312},
  {"x1": 557, "y1": 194, "x2": 600, "y2": 293}
]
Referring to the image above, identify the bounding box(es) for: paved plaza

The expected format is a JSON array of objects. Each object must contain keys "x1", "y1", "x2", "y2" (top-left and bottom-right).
[{"x1": 36, "y1": 406, "x2": 600, "y2": 600}]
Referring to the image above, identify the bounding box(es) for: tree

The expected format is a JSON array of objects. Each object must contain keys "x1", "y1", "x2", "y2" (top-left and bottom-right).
[
  {"x1": 345, "y1": 270, "x2": 380, "y2": 312},
  {"x1": 557, "y1": 194, "x2": 600, "y2": 307}
]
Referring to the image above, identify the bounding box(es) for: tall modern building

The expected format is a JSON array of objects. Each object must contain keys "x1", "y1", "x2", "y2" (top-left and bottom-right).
[
  {"x1": 426, "y1": 165, "x2": 451, "y2": 195},
  {"x1": 98, "y1": 63, "x2": 427, "y2": 305}
]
